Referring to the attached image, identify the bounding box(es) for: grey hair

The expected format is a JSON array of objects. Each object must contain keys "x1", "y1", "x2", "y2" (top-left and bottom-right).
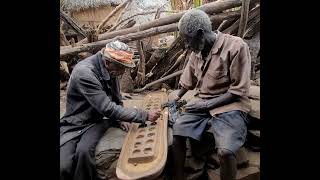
[{"x1": 178, "y1": 9, "x2": 212, "y2": 37}]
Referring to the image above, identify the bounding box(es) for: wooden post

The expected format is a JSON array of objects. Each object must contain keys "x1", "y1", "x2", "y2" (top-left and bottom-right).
[
  {"x1": 135, "y1": 41, "x2": 146, "y2": 86},
  {"x1": 237, "y1": 0, "x2": 251, "y2": 37}
]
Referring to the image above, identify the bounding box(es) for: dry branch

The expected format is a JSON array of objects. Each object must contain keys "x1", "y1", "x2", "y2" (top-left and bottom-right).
[
  {"x1": 97, "y1": 0, "x2": 133, "y2": 33},
  {"x1": 60, "y1": 10, "x2": 86, "y2": 38}
]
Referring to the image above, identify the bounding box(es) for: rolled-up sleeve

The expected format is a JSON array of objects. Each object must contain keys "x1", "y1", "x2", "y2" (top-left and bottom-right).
[
  {"x1": 76, "y1": 73, "x2": 147, "y2": 123},
  {"x1": 179, "y1": 53, "x2": 197, "y2": 90},
  {"x1": 228, "y1": 41, "x2": 251, "y2": 97}
]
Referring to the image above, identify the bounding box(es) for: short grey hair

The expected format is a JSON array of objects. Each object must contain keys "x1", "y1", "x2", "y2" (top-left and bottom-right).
[{"x1": 178, "y1": 9, "x2": 212, "y2": 37}]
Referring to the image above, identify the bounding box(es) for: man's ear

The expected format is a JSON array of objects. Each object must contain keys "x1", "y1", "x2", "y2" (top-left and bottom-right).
[{"x1": 196, "y1": 28, "x2": 204, "y2": 38}]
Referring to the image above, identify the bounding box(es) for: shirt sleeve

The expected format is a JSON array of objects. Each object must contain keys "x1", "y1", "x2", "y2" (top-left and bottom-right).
[
  {"x1": 179, "y1": 53, "x2": 198, "y2": 90},
  {"x1": 76, "y1": 73, "x2": 147, "y2": 123},
  {"x1": 228, "y1": 40, "x2": 251, "y2": 97}
]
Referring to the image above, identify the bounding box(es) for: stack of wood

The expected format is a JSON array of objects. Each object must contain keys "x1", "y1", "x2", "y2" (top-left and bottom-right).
[{"x1": 60, "y1": 0, "x2": 260, "y2": 92}]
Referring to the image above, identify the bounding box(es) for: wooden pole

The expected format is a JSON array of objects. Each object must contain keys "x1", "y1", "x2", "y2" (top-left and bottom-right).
[
  {"x1": 134, "y1": 70, "x2": 183, "y2": 93},
  {"x1": 237, "y1": 0, "x2": 251, "y2": 37}
]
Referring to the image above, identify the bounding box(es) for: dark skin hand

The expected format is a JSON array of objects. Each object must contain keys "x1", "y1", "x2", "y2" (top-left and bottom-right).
[
  {"x1": 178, "y1": 29, "x2": 239, "y2": 112},
  {"x1": 185, "y1": 92, "x2": 239, "y2": 113},
  {"x1": 147, "y1": 110, "x2": 161, "y2": 122},
  {"x1": 102, "y1": 57, "x2": 161, "y2": 130},
  {"x1": 119, "y1": 110, "x2": 161, "y2": 132}
]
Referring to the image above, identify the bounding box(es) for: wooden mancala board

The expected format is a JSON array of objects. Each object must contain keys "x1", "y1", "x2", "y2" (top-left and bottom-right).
[{"x1": 116, "y1": 91, "x2": 169, "y2": 180}]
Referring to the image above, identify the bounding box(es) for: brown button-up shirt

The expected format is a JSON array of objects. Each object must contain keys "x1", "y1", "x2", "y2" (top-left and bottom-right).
[{"x1": 179, "y1": 31, "x2": 251, "y2": 116}]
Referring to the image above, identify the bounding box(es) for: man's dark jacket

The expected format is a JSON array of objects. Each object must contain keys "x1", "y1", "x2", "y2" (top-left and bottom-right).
[{"x1": 60, "y1": 51, "x2": 147, "y2": 146}]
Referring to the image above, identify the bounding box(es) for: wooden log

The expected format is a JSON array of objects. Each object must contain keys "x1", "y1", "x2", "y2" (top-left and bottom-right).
[
  {"x1": 106, "y1": 10, "x2": 178, "y2": 35},
  {"x1": 61, "y1": 10, "x2": 244, "y2": 57},
  {"x1": 134, "y1": 70, "x2": 183, "y2": 93},
  {"x1": 148, "y1": 36, "x2": 184, "y2": 81},
  {"x1": 60, "y1": 9, "x2": 86, "y2": 38},
  {"x1": 60, "y1": 81, "x2": 68, "y2": 90},
  {"x1": 160, "y1": 49, "x2": 187, "y2": 78},
  {"x1": 146, "y1": 48, "x2": 167, "y2": 73},
  {"x1": 244, "y1": 13, "x2": 260, "y2": 38},
  {"x1": 61, "y1": 23, "x2": 178, "y2": 57},
  {"x1": 78, "y1": 0, "x2": 254, "y2": 44},
  {"x1": 70, "y1": 38, "x2": 76, "y2": 47},
  {"x1": 60, "y1": 29, "x2": 70, "y2": 46},
  {"x1": 223, "y1": 5, "x2": 259, "y2": 35},
  {"x1": 60, "y1": 61, "x2": 70, "y2": 81},
  {"x1": 135, "y1": 40, "x2": 146, "y2": 86},
  {"x1": 107, "y1": 0, "x2": 132, "y2": 32},
  {"x1": 119, "y1": 20, "x2": 136, "y2": 30},
  {"x1": 86, "y1": 28, "x2": 99, "y2": 43},
  {"x1": 97, "y1": 0, "x2": 133, "y2": 33},
  {"x1": 217, "y1": 17, "x2": 237, "y2": 32},
  {"x1": 237, "y1": 0, "x2": 251, "y2": 37}
]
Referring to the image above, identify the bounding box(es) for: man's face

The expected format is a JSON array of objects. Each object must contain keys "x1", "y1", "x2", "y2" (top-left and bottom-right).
[
  {"x1": 106, "y1": 61, "x2": 126, "y2": 77},
  {"x1": 182, "y1": 33, "x2": 205, "y2": 54}
]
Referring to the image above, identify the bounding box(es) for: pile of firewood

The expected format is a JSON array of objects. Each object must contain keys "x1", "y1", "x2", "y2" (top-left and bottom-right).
[{"x1": 60, "y1": 0, "x2": 260, "y2": 92}]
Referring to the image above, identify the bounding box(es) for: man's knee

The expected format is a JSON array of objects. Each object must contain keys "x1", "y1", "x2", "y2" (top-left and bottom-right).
[
  {"x1": 218, "y1": 148, "x2": 235, "y2": 159},
  {"x1": 76, "y1": 143, "x2": 94, "y2": 160}
]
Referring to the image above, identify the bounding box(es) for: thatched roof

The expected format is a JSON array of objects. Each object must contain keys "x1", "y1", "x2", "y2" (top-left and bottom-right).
[
  {"x1": 120, "y1": 0, "x2": 171, "y2": 25},
  {"x1": 61, "y1": 0, "x2": 124, "y2": 11},
  {"x1": 61, "y1": 0, "x2": 172, "y2": 26}
]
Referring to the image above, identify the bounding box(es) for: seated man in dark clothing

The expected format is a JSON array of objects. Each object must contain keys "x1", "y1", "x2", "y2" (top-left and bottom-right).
[
  {"x1": 60, "y1": 40, "x2": 161, "y2": 180},
  {"x1": 172, "y1": 9, "x2": 251, "y2": 180}
]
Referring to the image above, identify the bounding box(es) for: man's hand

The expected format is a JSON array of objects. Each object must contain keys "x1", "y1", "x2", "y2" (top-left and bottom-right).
[
  {"x1": 120, "y1": 121, "x2": 131, "y2": 132},
  {"x1": 184, "y1": 100, "x2": 208, "y2": 112},
  {"x1": 173, "y1": 94, "x2": 181, "y2": 102},
  {"x1": 147, "y1": 110, "x2": 161, "y2": 122}
]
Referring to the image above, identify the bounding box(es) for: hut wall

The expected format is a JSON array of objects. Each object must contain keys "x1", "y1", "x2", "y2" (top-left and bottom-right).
[{"x1": 70, "y1": 6, "x2": 121, "y2": 28}]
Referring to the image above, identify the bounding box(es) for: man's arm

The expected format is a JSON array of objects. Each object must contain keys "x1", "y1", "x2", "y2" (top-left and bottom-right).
[
  {"x1": 186, "y1": 39, "x2": 251, "y2": 112},
  {"x1": 77, "y1": 74, "x2": 148, "y2": 123},
  {"x1": 185, "y1": 92, "x2": 239, "y2": 112},
  {"x1": 174, "y1": 87, "x2": 188, "y2": 101}
]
